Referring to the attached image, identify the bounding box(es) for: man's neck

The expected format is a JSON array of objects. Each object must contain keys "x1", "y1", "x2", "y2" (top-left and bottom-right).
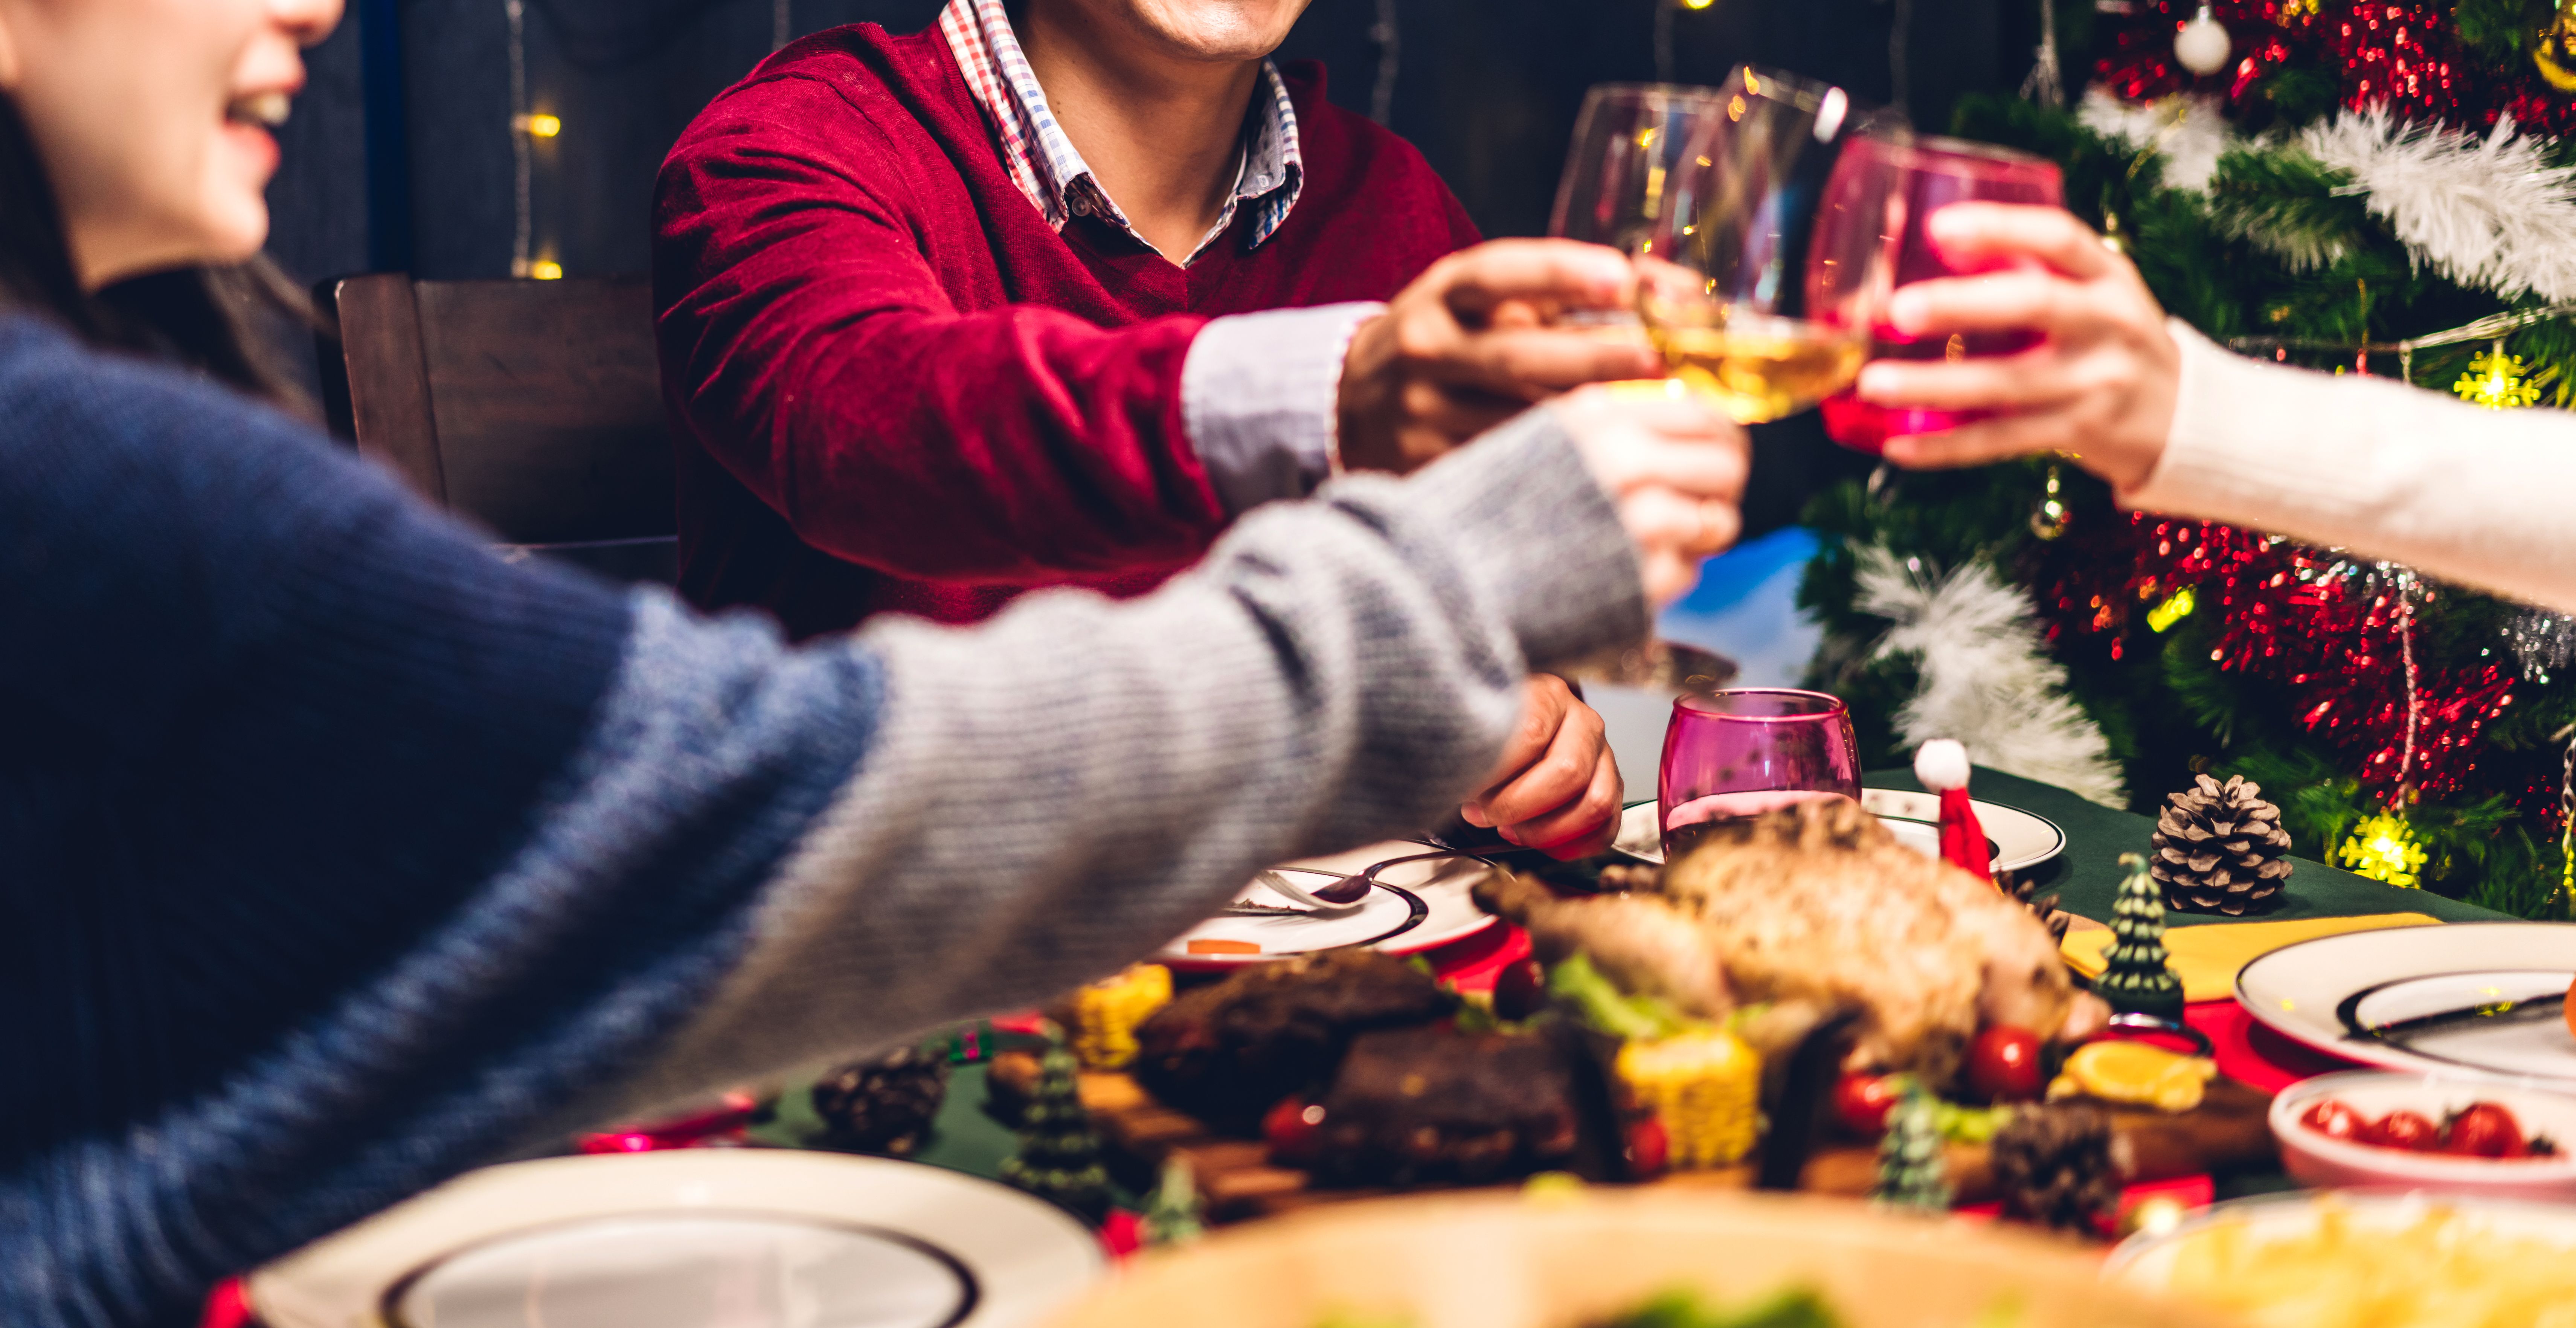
[{"x1": 1017, "y1": 0, "x2": 1263, "y2": 263}]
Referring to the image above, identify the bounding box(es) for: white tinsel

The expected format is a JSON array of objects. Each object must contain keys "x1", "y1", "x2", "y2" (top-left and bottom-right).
[
  {"x1": 2079, "y1": 89, "x2": 2233, "y2": 193},
  {"x1": 1855, "y1": 548, "x2": 2127, "y2": 807},
  {"x1": 2300, "y1": 107, "x2": 2576, "y2": 302}
]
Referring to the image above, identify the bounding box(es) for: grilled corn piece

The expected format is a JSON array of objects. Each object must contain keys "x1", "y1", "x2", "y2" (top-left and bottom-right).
[
  {"x1": 1615, "y1": 1027, "x2": 1761, "y2": 1168},
  {"x1": 1071, "y1": 964, "x2": 1173, "y2": 1070}
]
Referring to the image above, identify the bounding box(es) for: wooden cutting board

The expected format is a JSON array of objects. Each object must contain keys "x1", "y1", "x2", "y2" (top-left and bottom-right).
[{"x1": 985, "y1": 1053, "x2": 2277, "y2": 1223}]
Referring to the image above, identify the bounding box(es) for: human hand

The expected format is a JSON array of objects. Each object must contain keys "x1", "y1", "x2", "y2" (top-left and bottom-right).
[
  {"x1": 1461, "y1": 675, "x2": 1622, "y2": 858},
  {"x1": 1338, "y1": 239, "x2": 1664, "y2": 475},
  {"x1": 1852, "y1": 203, "x2": 2180, "y2": 494},
  {"x1": 1548, "y1": 381, "x2": 1749, "y2": 605}
]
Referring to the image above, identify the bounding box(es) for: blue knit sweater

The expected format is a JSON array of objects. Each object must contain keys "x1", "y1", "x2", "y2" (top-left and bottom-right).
[{"x1": 0, "y1": 314, "x2": 1648, "y2": 1327}]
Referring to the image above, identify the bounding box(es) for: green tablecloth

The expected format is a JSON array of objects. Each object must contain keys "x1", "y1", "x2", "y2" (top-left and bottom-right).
[{"x1": 1868, "y1": 765, "x2": 2510, "y2": 927}]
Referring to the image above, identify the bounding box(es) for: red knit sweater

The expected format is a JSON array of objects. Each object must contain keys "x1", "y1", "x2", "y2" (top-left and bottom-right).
[{"x1": 654, "y1": 24, "x2": 1480, "y2": 636}]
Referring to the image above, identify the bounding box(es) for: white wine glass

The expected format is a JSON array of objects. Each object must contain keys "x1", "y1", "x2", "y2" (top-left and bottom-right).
[
  {"x1": 1635, "y1": 66, "x2": 1879, "y2": 424},
  {"x1": 1550, "y1": 82, "x2": 1732, "y2": 336}
]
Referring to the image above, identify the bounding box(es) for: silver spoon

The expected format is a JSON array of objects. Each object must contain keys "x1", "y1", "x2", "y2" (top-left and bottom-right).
[{"x1": 1301, "y1": 849, "x2": 1489, "y2": 905}]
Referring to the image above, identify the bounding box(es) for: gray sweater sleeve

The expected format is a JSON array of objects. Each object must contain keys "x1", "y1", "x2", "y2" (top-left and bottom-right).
[{"x1": 621, "y1": 408, "x2": 1646, "y2": 1105}]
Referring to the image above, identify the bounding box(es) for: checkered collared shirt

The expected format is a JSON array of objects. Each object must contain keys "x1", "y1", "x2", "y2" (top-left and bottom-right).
[{"x1": 938, "y1": 0, "x2": 1304, "y2": 263}]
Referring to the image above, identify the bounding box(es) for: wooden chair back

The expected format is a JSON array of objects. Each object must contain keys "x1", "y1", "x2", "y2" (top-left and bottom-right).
[{"x1": 320, "y1": 275, "x2": 675, "y2": 549}]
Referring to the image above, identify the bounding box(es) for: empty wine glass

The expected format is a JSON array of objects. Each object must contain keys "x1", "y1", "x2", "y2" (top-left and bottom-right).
[
  {"x1": 1551, "y1": 83, "x2": 1731, "y2": 336},
  {"x1": 1658, "y1": 688, "x2": 1862, "y2": 861},
  {"x1": 1807, "y1": 134, "x2": 2067, "y2": 453},
  {"x1": 1633, "y1": 66, "x2": 1876, "y2": 424}
]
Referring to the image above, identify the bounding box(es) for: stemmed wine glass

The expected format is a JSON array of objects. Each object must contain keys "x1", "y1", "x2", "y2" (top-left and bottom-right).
[
  {"x1": 1632, "y1": 67, "x2": 1877, "y2": 424},
  {"x1": 1806, "y1": 134, "x2": 2067, "y2": 453},
  {"x1": 1550, "y1": 82, "x2": 1731, "y2": 336},
  {"x1": 1659, "y1": 688, "x2": 1862, "y2": 861}
]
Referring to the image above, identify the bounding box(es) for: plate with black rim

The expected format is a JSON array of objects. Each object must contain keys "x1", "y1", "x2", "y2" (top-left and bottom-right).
[
  {"x1": 1153, "y1": 840, "x2": 1501, "y2": 971},
  {"x1": 248, "y1": 1151, "x2": 1103, "y2": 1328},
  {"x1": 2234, "y1": 921, "x2": 2576, "y2": 1084}
]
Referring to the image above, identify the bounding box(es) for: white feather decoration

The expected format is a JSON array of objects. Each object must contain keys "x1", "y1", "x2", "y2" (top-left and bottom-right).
[
  {"x1": 2079, "y1": 89, "x2": 2234, "y2": 193},
  {"x1": 2300, "y1": 107, "x2": 2576, "y2": 302},
  {"x1": 1855, "y1": 547, "x2": 2127, "y2": 807}
]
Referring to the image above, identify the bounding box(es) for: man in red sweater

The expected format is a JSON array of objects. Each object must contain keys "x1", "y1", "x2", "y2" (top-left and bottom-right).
[{"x1": 656, "y1": 0, "x2": 1705, "y2": 853}]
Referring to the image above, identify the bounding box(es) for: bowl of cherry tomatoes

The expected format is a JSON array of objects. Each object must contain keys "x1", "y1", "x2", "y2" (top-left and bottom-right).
[{"x1": 2270, "y1": 1070, "x2": 2576, "y2": 1199}]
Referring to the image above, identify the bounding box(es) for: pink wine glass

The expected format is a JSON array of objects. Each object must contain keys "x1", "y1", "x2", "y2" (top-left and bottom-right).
[
  {"x1": 1658, "y1": 688, "x2": 1862, "y2": 861},
  {"x1": 1806, "y1": 135, "x2": 2066, "y2": 454}
]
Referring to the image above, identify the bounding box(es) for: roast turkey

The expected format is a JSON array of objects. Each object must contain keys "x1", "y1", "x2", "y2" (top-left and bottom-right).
[{"x1": 1477, "y1": 797, "x2": 2107, "y2": 1088}]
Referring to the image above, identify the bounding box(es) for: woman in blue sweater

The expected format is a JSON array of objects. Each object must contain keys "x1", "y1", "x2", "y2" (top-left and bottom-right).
[{"x1": 0, "y1": 2, "x2": 1748, "y2": 1325}]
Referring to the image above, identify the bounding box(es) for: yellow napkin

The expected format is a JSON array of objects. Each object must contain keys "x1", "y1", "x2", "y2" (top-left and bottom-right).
[{"x1": 2060, "y1": 912, "x2": 2444, "y2": 1003}]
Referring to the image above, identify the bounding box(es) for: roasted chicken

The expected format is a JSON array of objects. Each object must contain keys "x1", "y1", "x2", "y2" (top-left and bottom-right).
[{"x1": 1477, "y1": 798, "x2": 2108, "y2": 1088}]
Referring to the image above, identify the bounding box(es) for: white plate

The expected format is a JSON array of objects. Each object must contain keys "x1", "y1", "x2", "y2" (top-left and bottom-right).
[
  {"x1": 2106, "y1": 1189, "x2": 2576, "y2": 1294},
  {"x1": 249, "y1": 1151, "x2": 1103, "y2": 1328},
  {"x1": 1152, "y1": 841, "x2": 1500, "y2": 971},
  {"x1": 2234, "y1": 922, "x2": 2576, "y2": 1084},
  {"x1": 1612, "y1": 792, "x2": 2066, "y2": 873}
]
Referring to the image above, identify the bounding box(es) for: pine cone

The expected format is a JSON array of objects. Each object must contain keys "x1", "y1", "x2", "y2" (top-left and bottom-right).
[
  {"x1": 1998, "y1": 869, "x2": 2071, "y2": 944},
  {"x1": 1990, "y1": 1104, "x2": 2125, "y2": 1235},
  {"x1": 813, "y1": 1045, "x2": 951, "y2": 1157},
  {"x1": 2151, "y1": 774, "x2": 2294, "y2": 915}
]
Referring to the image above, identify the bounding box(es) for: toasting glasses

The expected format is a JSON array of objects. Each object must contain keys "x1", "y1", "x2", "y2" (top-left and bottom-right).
[
  {"x1": 1807, "y1": 134, "x2": 2067, "y2": 452},
  {"x1": 1631, "y1": 67, "x2": 1878, "y2": 423}
]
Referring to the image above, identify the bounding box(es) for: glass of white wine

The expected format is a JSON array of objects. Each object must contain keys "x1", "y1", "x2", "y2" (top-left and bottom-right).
[
  {"x1": 1634, "y1": 66, "x2": 1879, "y2": 424},
  {"x1": 1550, "y1": 83, "x2": 1731, "y2": 336}
]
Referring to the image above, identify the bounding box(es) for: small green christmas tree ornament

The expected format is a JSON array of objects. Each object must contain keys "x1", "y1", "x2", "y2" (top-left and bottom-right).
[
  {"x1": 2099, "y1": 852, "x2": 2185, "y2": 1022},
  {"x1": 999, "y1": 1033, "x2": 1112, "y2": 1225},
  {"x1": 1872, "y1": 1082, "x2": 1952, "y2": 1215},
  {"x1": 1139, "y1": 1155, "x2": 1205, "y2": 1247}
]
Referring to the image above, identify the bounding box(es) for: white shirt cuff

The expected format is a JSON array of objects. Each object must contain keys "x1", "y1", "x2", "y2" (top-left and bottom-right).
[{"x1": 1180, "y1": 301, "x2": 1384, "y2": 514}]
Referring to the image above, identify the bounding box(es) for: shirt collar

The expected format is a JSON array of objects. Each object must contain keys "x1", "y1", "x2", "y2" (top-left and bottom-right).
[{"x1": 939, "y1": 0, "x2": 1304, "y2": 263}]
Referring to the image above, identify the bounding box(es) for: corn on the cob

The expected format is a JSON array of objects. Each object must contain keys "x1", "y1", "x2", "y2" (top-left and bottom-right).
[
  {"x1": 1615, "y1": 1027, "x2": 1761, "y2": 1168},
  {"x1": 1070, "y1": 964, "x2": 1173, "y2": 1070}
]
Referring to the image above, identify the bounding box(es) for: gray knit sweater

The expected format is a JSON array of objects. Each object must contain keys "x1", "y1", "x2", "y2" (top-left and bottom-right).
[{"x1": 0, "y1": 312, "x2": 1647, "y2": 1328}]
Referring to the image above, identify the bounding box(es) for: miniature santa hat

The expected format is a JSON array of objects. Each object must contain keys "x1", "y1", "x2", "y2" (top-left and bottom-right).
[{"x1": 1914, "y1": 739, "x2": 1992, "y2": 885}]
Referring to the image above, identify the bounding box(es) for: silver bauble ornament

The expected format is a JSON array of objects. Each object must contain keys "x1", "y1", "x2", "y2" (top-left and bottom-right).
[{"x1": 2175, "y1": 6, "x2": 2233, "y2": 75}]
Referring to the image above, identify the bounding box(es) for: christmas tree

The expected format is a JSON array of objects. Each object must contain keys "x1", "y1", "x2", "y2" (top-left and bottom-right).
[
  {"x1": 1803, "y1": 0, "x2": 2576, "y2": 920},
  {"x1": 999, "y1": 1035, "x2": 1113, "y2": 1225},
  {"x1": 1872, "y1": 1082, "x2": 1954, "y2": 1214},
  {"x1": 1139, "y1": 1156, "x2": 1205, "y2": 1247},
  {"x1": 2099, "y1": 853, "x2": 2187, "y2": 1020}
]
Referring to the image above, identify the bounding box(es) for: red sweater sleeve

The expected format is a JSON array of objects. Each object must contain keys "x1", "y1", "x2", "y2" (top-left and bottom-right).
[{"x1": 653, "y1": 73, "x2": 1226, "y2": 586}]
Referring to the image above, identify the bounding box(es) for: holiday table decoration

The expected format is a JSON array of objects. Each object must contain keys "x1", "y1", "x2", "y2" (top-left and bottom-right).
[
  {"x1": 2152, "y1": 774, "x2": 2295, "y2": 914},
  {"x1": 810, "y1": 1043, "x2": 950, "y2": 1158},
  {"x1": 1916, "y1": 739, "x2": 1995, "y2": 883},
  {"x1": 1000, "y1": 1032, "x2": 1114, "y2": 1224},
  {"x1": 1992, "y1": 1103, "x2": 2126, "y2": 1233},
  {"x1": 1873, "y1": 1082, "x2": 1955, "y2": 1212},
  {"x1": 2100, "y1": 854, "x2": 2189, "y2": 1021}
]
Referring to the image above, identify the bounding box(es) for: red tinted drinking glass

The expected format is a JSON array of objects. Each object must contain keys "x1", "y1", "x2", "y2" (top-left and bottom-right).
[
  {"x1": 1806, "y1": 135, "x2": 2065, "y2": 454},
  {"x1": 1658, "y1": 688, "x2": 1863, "y2": 860}
]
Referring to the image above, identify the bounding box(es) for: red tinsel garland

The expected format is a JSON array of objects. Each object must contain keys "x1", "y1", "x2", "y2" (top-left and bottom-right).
[
  {"x1": 2038, "y1": 515, "x2": 2524, "y2": 807},
  {"x1": 2094, "y1": 0, "x2": 2576, "y2": 137}
]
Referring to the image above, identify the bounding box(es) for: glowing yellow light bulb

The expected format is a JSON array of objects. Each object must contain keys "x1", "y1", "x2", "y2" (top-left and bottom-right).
[
  {"x1": 529, "y1": 260, "x2": 565, "y2": 281},
  {"x1": 1682, "y1": 0, "x2": 1716, "y2": 9},
  {"x1": 516, "y1": 113, "x2": 563, "y2": 139}
]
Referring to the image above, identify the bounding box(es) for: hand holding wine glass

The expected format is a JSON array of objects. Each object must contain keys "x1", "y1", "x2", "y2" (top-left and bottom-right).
[
  {"x1": 1807, "y1": 136, "x2": 2071, "y2": 453},
  {"x1": 1852, "y1": 202, "x2": 2181, "y2": 493},
  {"x1": 1633, "y1": 68, "x2": 1873, "y2": 424}
]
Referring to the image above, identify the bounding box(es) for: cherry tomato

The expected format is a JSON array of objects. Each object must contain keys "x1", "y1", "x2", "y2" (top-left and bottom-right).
[
  {"x1": 1492, "y1": 956, "x2": 1545, "y2": 1022},
  {"x1": 1965, "y1": 1026, "x2": 2045, "y2": 1103},
  {"x1": 1263, "y1": 1096, "x2": 1326, "y2": 1166},
  {"x1": 1832, "y1": 1072, "x2": 1902, "y2": 1137},
  {"x1": 2446, "y1": 1102, "x2": 2527, "y2": 1158},
  {"x1": 1626, "y1": 1115, "x2": 1671, "y2": 1178},
  {"x1": 2366, "y1": 1109, "x2": 2442, "y2": 1152},
  {"x1": 2300, "y1": 1098, "x2": 2368, "y2": 1141}
]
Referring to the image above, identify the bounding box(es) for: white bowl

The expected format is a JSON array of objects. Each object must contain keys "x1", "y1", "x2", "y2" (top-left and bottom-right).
[{"x1": 2268, "y1": 1069, "x2": 2576, "y2": 1200}]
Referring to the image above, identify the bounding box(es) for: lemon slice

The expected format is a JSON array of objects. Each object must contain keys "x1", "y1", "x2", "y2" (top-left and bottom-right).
[{"x1": 2054, "y1": 1040, "x2": 2214, "y2": 1113}]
